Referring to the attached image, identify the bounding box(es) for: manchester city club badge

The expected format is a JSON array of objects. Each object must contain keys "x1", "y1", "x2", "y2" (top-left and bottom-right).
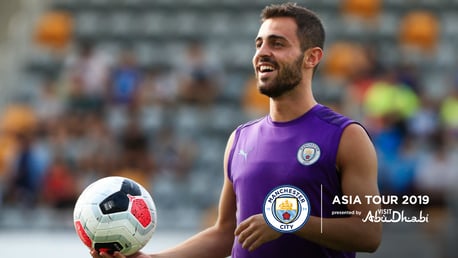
[
  {"x1": 297, "y1": 142, "x2": 321, "y2": 166},
  {"x1": 263, "y1": 185, "x2": 310, "y2": 233}
]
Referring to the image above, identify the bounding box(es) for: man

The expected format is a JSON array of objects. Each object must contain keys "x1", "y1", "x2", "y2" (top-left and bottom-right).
[{"x1": 91, "y1": 3, "x2": 382, "y2": 258}]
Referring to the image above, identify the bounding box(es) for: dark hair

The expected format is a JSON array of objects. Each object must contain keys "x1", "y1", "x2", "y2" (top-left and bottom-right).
[{"x1": 260, "y1": 2, "x2": 325, "y2": 52}]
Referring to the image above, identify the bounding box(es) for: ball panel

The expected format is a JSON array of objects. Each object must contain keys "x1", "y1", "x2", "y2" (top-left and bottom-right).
[
  {"x1": 74, "y1": 220, "x2": 92, "y2": 248},
  {"x1": 94, "y1": 242, "x2": 123, "y2": 255},
  {"x1": 121, "y1": 179, "x2": 142, "y2": 196},
  {"x1": 99, "y1": 191, "x2": 130, "y2": 214},
  {"x1": 129, "y1": 196, "x2": 152, "y2": 228}
]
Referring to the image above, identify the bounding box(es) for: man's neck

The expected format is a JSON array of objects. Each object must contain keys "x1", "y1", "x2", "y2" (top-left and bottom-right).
[{"x1": 269, "y1": 86, "x2": 317, "y2": 122}]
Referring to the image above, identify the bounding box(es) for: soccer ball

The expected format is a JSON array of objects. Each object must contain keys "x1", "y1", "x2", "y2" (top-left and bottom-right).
[{"x1": 73, "y1": 176, "x2": 157, "y2": 255}]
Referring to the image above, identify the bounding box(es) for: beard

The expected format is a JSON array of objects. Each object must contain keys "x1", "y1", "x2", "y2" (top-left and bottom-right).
[{"x1": 257, "y1": 53, "x2": 304, "y2": 98}]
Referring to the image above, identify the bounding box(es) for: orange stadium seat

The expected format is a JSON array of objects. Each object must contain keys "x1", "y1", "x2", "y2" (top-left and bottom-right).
[
  {"x1": 399, "y1": 10, "x2": 440, "y2": 52},
  {"x1": 242, "y1": 76, "x2": 270, "y2": 118},
  {"x1": 0, "y1": 104, "x2": 37, "y2": 134},
  {"x1": 34, "y1": 10, "x2": 73, "y2": 50},
  {"x1": 322, "y1": 42, "x2": 369, "y2": 81},
  {"x1": 341, "y1": 0, "x2": 382, "y2": 21}
]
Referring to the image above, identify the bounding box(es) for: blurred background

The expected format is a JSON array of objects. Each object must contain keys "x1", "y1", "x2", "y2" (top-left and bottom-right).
[{"x1": 0, "y1": 0, "x2": 457, "y2": 257}]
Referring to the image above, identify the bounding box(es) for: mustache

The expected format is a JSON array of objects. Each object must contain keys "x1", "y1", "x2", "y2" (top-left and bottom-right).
[{"x1": 259, "y1": 56, "x2": 278, "y2": 67}]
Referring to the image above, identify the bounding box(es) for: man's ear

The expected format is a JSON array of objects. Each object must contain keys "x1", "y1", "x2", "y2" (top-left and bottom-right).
[{"x1": 303, "y1": 47, "x2": 323, "y2": 69}]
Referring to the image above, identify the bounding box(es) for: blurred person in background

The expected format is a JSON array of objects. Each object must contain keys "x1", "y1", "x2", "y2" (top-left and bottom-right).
[
  {"x1": 342, "y1": 43, "x2": 385, "y2": 121},
  {"x1": 176, "y1": 40, "x2": 223, "y2": 107},
  {"x1": 362, "y1": 67, "x2": 420, "y2": 196},
  {"x1": 114, "y1": 114, "x2": 155, "y2": 189},
  {"x1": 413, "y1": 128, "x2": 458, "y2": 257},
  {"x1": 0, "y1": 102, "x2": 50, "y2": 208},
  {"x1": 33, "y1": 77, "x2": 65, "y2": 136},
  {"x1": 63, "y1": 40, "x2": 112, "y2": 115},
  {"x1": 41, "y1": 154, "x2": 78, "y2": 210},
  {"x1": 139, "y1": 65, "x2": 178, "y2": 109},
  {"x1": 107, "y1": 46, "x2": 144, "y2": 109},
  {"x1": 152, "y1": 125, "x2": 197, "y2": 182},
  {"x1": 3, "y1": 130, "x2": 50, "y2": 208},
  {"x1": 407, "y1": 91, "x2": 440, "y2": 146},
  {"x1": 440, "y1": 82, "x2": 458, "y2": 137}
]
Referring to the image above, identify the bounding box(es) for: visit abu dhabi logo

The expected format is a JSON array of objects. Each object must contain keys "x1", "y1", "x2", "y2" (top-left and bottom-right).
[{"x1": 263, "y1": 185, "x2": 310, "y2": 233}]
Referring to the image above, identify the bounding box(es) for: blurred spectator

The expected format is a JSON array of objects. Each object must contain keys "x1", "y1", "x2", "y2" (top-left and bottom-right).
[
  {"x1": 408, "y1": 93, "x2": 440, "y2": 144},
  {"x1": 414, "y1": 129, "x2": 458, "y2": 207},
  {"x1": 41, "y1": 155, "x2": 77, "y2": 209},
  {"x1": 153, "y1": 126, "x2": 197, "y2": 181},
  {"x1": 363, "y1": 68, "x2": 419, "y2": 132},
  {"x1": 396, "y1": 63, "x2": 421, "y2": 94},
  {"x1": 362, "y1": 69, "x2": 421, "y2": 196},
  {"x1": 3, "y1": 131, "x2": 51, "y2": 208},
  {"x1": 439, "y1": 84, "x2": 458, "y2": 135},
  {"x1": 242, "y1": 75, "x2": 269, "y2": 119},
  {"x1": 63, "y1": 40, "x2": 112, "y2": 114},
  {"x1": 377, "y1": 135, "x2": 418, "y2": 197},
  {"x1": 114, "y1": 114, "x2": 155, "y2": 189},
  {"x1": 108, "y1": 47, "x2": 143, "y2": 109},
  {"x1": 0, "y1": 103, "x2": 40, "y2": 207},
  {"x1": 139, "y1": 65, "x2": 178, "y2": 108},
  {"x1": 73, "y1": 113, "x2": 119, "y2": 188},
  {"x1": 343, "y1": 44, "x2": 384, "y2": 120},
  {"x1": 176, "y1": 40, "x2": 222, "y2": 107},
  {"x1": 33, "y1": 78, "x2": 65, "y2": 134},
  {"x1": 414, "y1": 128, "x2": 458, "y2": 249}
]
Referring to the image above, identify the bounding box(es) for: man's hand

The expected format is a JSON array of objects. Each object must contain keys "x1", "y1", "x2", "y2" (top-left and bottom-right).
[
  {"x1": 234, "y1": 214, "x2": 282, "y2": 252},
  {"x1": 90, "y1": 249, "x2": 151, "y2": 258}
]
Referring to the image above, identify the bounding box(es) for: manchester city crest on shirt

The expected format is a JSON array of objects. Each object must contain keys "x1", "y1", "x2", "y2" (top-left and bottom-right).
[
  {"x1": 263, "y1": 185, "x2": 310, "y2": 233},
  {"x1": 297, "y1": 142, "x2": 321, "y2": 166}
]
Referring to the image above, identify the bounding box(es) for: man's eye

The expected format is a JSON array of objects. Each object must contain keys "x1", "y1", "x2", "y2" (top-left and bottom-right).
[{"x1": 273, "y1": 41, "x2": 283, "y2": 47}]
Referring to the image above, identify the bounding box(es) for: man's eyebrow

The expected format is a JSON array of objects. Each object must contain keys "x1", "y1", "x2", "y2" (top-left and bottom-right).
[{"x1": 255, "y1": 34, "x2": 287, "y2": 43}]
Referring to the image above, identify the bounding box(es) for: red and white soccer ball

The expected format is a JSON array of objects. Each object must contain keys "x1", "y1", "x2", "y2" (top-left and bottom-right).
[{"x1": 73, "y1": 176, "x2": 157, "y2": 255}]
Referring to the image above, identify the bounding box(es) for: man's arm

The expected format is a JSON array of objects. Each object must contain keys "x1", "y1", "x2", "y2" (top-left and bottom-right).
[
  {"x1": 293, "y1": 123, "x2": 382, "y2": 252},
  {"x1": 92, "y1": 132, "x2": 238, "y2": 258},
  {"x1": 236, "y1": 123, "x2": 382, "y2": 253}
]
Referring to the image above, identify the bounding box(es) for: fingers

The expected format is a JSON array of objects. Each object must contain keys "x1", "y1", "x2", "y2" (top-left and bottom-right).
[
  {"x1": 239, "y1": 229, "x2": 259, "y2": 251},
  {"x1": 90, "y1": 249, "x2": 126, "y2": 258},
  {"x1": 90, "y1": 249, "x2": 103, "y2": 258},
  {"x1": 112, "y1": 251, "x2": 126, "y2": 258},
  {"x1": 235, "y1": 217, "x2": 260, "y2": 251},
  {"x1": 235, "y1": 214, "x2": 283, "y2": 252},
  {"x1": 234, "y1": 217, "x2": 250, "y2": 237},
  {"x1": 247, "y1": 237, "x2": 265, "y2": 252}
]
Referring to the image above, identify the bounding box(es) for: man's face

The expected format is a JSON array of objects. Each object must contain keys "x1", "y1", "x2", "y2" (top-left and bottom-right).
[{"x1": 252, "y1": 17, "x2": 305, "y2": 98}]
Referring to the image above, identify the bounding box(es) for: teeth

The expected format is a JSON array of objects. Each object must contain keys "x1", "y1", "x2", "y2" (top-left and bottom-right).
[{"x1": 260, "y1": 65, "x2": 274, "y2": 72}]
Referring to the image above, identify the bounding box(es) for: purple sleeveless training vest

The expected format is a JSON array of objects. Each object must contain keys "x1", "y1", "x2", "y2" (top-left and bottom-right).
[{"x1": 228, "y1": 104, "x2": 357, "y2": 258}]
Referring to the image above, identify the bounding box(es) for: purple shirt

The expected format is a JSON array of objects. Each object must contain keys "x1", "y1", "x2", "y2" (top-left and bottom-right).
[{"x1": 228, "y1": 104, "x2": 357, "y2": 258}]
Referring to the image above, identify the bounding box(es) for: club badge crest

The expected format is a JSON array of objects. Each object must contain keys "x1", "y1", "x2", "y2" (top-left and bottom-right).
[
  {"x1": 297, "y1": 142, "x2": 321, "y2": 166},
  {"x1": 263, "y1": 185, "x2": 310, "y2": 233}
]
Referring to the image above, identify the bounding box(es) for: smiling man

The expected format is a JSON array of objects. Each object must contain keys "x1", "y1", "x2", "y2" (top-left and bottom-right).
[{"x1": 91, "y1": 3, "x2": 382, "y2": 258}]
